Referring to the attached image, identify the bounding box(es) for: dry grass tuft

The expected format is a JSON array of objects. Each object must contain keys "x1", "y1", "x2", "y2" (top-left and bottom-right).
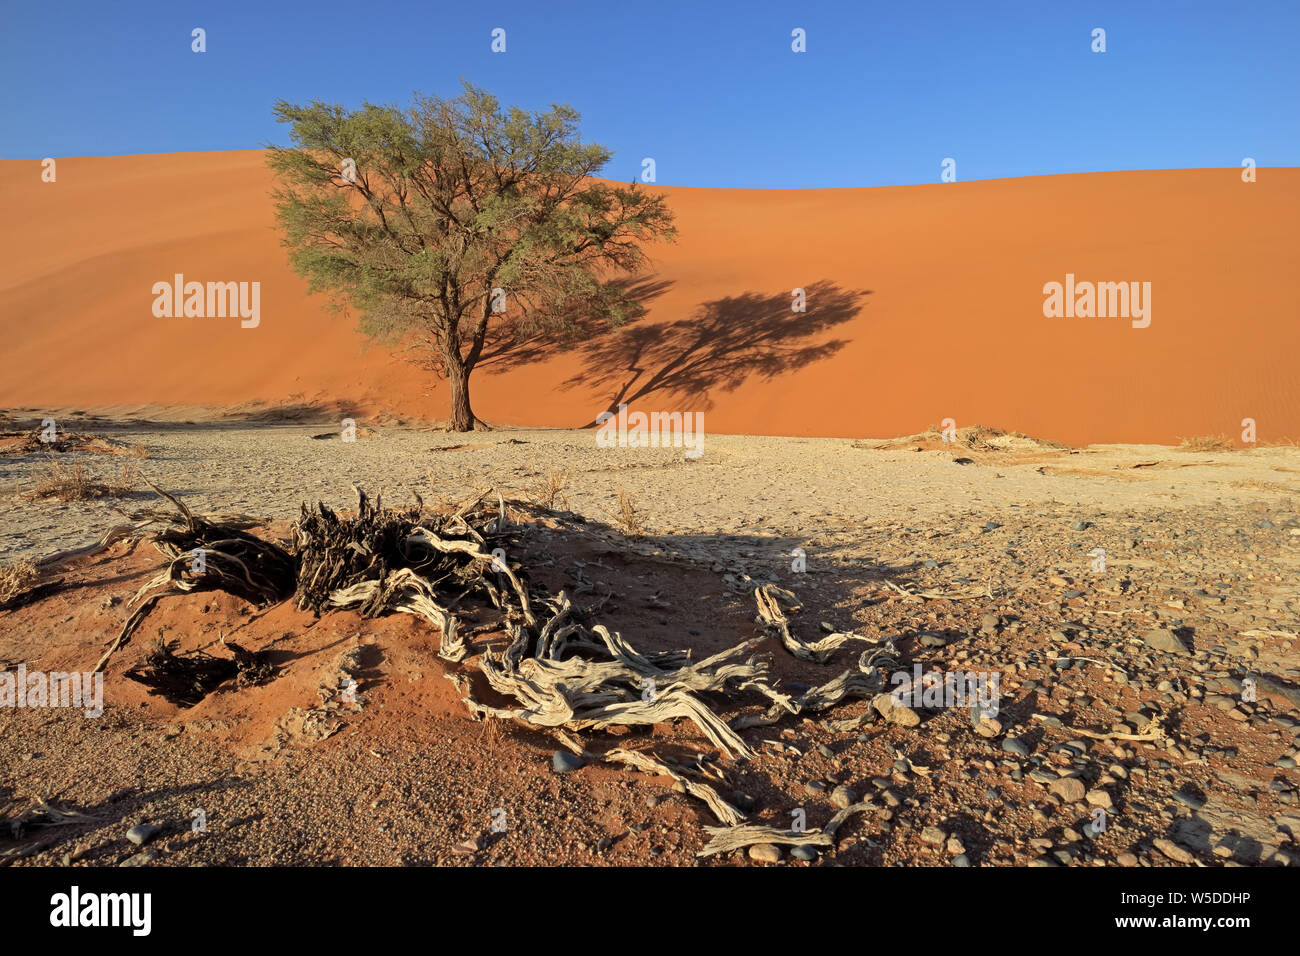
[
  {"x1": 1178, "y1": 435, "x2": 1234, "y2": 452},
  {"x1": 530, "y1": 467, "x2": 571, "y2": 509},
  {"x1": 0, "y1": 559, "x2": 39, "y2": 603},
  {"x1": 23, "y1": 459, "x2": 142, "y2": 502},
  {"x1": 616, "y1": 488, "x2": 644, "y2": 537},
  {"x1": 478, "y1": 713, "x2": 511, "y2": 749}
]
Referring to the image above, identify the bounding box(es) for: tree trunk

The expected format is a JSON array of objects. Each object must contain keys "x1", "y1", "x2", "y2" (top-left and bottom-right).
[{"x1": 445, "y1": 356, "x2": 480, "y2": 431}]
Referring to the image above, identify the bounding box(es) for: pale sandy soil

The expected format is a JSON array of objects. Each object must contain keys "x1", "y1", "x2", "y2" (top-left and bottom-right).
[
  {"x1": 3, "y1": 420, "x2": 1299, "y2": 562},
  {"x1": 1, "y1": 422, "x2": 1299, "y2": 867}
]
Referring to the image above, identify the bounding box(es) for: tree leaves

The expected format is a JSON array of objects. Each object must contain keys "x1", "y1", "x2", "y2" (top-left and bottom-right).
[{"x1": 266, "y1": 81, "x2": 677, "y2": 397}]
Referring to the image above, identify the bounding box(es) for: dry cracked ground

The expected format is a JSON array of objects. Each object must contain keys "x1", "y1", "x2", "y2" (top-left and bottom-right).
[{"x1": 1, "y1": 416, "x2": 1299, "y2": 867}]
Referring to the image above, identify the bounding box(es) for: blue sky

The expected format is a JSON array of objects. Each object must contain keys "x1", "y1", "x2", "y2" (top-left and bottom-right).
[{"x1": 2, "y1": 0, "x2": 1296, "y2": 187}]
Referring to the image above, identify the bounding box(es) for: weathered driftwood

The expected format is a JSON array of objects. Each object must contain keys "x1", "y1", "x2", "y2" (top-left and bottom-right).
[
  {"x1": 731, "y1": 642, "x2": 901, "y2": 730},
  {"x1": 696, "y1": 824, "x2": 834, "y2": 858},
  {"x1": 288, "y1": 487, "x2": 527, "y2": 662},
  {"x1": 1032, "y1": 712, "x2": 1167, "y2": 743},
  {"x1": 550, "y1": 729, "x2": 587, "y2": 756},
  {"x1": 328, "y1": 568, "x2": 466, "y2": 662},
  {"x1": 604, "y1": 748, "x2": 746, "y2": 826},
  {"x1": 34, "y1": 522, "x2": 150, "y2": 571},
  {"x1": 883, "y1": 580, "x2": 992, "y2": 602},
  {"x1": 33, "y1": 500, "x2": 264, "y2": 574},
  {"x1": 824, "y1": 801, "x2": 873, "y2": 837},
  {"x1": 405, "y1": 525, "x2": 535, "y2": 628},
  {"x1": 59, "y1": 483, "x2": 898, "y2": 858},
  {"x1": 293, "y1": 488, "x2": 424, "y2": 614},
  {"x1": 95, "y1": 483, "x2": 296, "y2": 672},
  {"x1": 754, "y1": 584, "x2": 865, "y2": 663},
  {"x1": 458, "y1": 591, "x2": 766, "y2": 759}
]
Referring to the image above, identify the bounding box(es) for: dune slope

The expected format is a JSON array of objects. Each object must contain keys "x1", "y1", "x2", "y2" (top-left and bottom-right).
[{"x1": 1, "y1": 152, "x2": 1296, "y2": 444}]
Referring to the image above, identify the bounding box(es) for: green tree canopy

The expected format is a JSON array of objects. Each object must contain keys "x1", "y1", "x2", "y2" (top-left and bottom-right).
[{"x1": 267, "y1": 82, "x2": 676, "y2": 430}]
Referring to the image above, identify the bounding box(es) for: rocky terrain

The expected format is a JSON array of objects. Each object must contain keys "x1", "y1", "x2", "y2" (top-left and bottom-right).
[{"x1": 1, "y1": 420, "x2": 1298, "y2": 867}]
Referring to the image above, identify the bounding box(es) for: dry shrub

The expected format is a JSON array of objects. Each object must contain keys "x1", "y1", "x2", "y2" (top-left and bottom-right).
[
  {"x1": 0, "y1": 560, "x2": 39, "y2": 603},
  {"x1": 26, "y1": 460, "x2": 102, "y2": 501},
  {"x1": 114, "y1": 462, "x2": 143, "y2": 491},
  {"x1": 530, "y1": 467, "x2": 571, "y2": 509},
  {"x1": 617, "y1": 488, "x2": 644, "y2": 537},
  {"x1": 1178, "y1": 435, "x2": 1234, "y2": 452},
  {"x1": 478, "y1": 713, "x2": 511, "y2": 748},
  {"x1": 24, "y1": 459, "x2": 141, "y2": 502},
  {"x1": 125, "y1": 443, "x2": 150, "y2": 459}
]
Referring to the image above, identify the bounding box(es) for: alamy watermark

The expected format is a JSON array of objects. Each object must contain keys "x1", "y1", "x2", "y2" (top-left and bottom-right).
[
  {"x1": 50, "y1": 886, "x2": 150, "y2": 936},
  {"x1": 890, "y1": 665, "x2": 1001, "y2": 716},
  {"x1": 152, "y1": 274, "x2": 260, "y2": 328},
  {"x1": 596, "y1": 403, "x2": 704, "y2": 458},
  {"x1": 1043, "y1": 273, "x2": 1150, "y2": 329},
  {"x1": 1, "y1": 665, "x2": 103, "y2": 718}
]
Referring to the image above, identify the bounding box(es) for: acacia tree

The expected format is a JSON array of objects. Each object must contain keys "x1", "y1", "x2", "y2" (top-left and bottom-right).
[{"x1": 267, "y1": 83, "x2": 676, "y2": 430}]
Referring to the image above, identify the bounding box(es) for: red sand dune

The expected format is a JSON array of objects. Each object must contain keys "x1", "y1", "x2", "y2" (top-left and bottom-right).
[{"x1": 1, "y1": 151, "x2": 1296, "y2": 445}]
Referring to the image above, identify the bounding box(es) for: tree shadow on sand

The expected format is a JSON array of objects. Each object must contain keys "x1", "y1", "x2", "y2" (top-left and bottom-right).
[
  {"x1": 559, "y1": 279, "x2": 870, "y2": 428},
  {"x1": 474, "y1": 276, "x2": 677, "y2": 372}
]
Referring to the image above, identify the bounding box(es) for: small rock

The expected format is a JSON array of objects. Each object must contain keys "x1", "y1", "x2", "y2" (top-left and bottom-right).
[
  {"x1": 1153, "y1": 838, "x2": 1194, "y2": 864},
  {"x1": 552, "y1": 751, "x2": 584, "y2": 773},
  {"x1": 1002, "y1": 737, "x2": 1031, "y2": 758},
  {"x1": 126, "y1": 824, "x2": 164, "y2": 847},
  {"x1": 1142, "y1": 628, "x2": 1190, "y2": 656},
  {"x1": 873, "y1": 693, "x2": 921, "y2": 727},
  {"x1": 790, "y1": 845, "x2": 819, "y2": 862},
  {"x1": 952, "y1": 854, "x2": 971, "y2": 867},
  {"x1": 1049, "y1": 777, "x2": 1086, "y2": 803},
  {"x1": 748, "y1": 843, "x2": 782, "y2": 863},
  {"x1": 920, "y1": 826, "x2": 946, "y2": 845},
  {"x1": 974, "y1": 718, "x2": 1003, "y2": 738},
  {"x1": 831, "y1": 785, "x2": 856, "y2": 810},
  {"x1": 1085, "y1": 789, "x2": 1113, "y2": 809},
  {"x1": 119, "y1": 849, "x2": 159, "y2": 867},
  {"x1": 451, "y1": 837, "x2": 483, "y2": 856}
]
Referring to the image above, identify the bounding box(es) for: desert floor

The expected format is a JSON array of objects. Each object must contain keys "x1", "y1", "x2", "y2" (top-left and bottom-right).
[{"x1": 1, "y1": 418, "x2": 1299, "y2": 867}]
